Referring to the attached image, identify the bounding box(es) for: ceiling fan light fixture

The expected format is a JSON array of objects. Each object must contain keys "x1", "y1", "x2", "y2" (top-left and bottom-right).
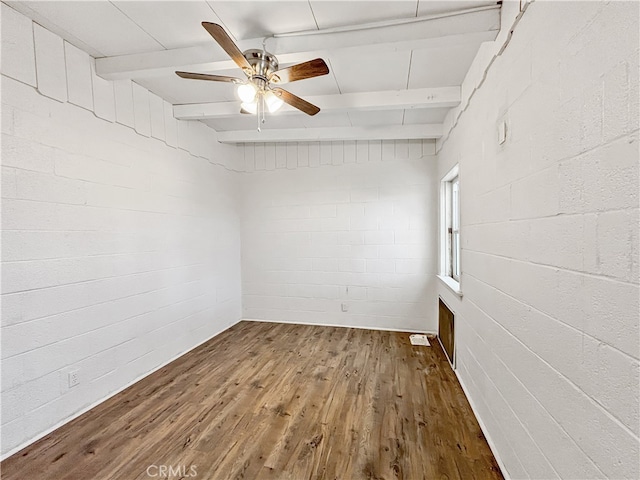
[
  {"x1": 264, "y1": 90, "x2": 284, "y2": 113},
  {"x1": 237, "y1": 82, "x2": 257, "y2": 103},
  {"x1": 177, "y1": 23, "x2": 329, "y2": 125},
  {"x1": 241, "y1": 101, "x2": 258, "y2": 114}
]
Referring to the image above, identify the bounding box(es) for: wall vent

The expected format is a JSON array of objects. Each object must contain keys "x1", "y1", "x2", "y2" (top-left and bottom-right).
[{"x1": 438, "y1": 298, "x2": 455, "y2": 366}]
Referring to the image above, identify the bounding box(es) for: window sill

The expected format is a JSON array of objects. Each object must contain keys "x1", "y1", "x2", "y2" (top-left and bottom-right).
[{"x1": 437, "y1": 275, "x2": 463, "y2": 298}]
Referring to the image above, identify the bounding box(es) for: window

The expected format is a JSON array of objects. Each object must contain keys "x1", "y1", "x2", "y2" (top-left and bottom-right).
[
  {"x1": 439, "y1": 165, "x2": 461, "y2": 294},
  {"x1": 450, "y1": 176, "x2": 460, "y2": 280}
]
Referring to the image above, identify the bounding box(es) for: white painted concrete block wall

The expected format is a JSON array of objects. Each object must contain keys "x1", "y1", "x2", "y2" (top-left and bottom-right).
[
  {"x1": 1, "y1": 4, "x2": 243, "y2": 458},
  {"x1": 436, "y1": 2, "x2": 639, "y2": 478},
  {"x1": 241, "y1": 140, "x2": 438, "y2": 332}
]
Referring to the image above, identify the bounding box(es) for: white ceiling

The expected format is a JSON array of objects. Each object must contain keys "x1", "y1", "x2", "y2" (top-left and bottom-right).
[{"x1": 7, "y1": 0, "x2": 501, "y2": 143}]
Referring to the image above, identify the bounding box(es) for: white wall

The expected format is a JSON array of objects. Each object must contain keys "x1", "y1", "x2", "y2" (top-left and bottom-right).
[
  {"x1": 3, "y1": 1, "x2": 638, "y2": 475},
  {"x1": 241, "y1": 140, "x2": 438, "y2": 332},
  {"x1": 1, "y1": 4, "x2": 243, "y2": 458},
  {"x1": 437, "y1": 1, "x2": 639, "y2": 479}
]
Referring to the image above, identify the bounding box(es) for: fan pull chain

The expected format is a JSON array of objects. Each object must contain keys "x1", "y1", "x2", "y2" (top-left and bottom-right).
[
  {"x1": 257, "y1": 94, "x2": 261, "y2": 132},
  {"x1": 259, "y1": 39, "x2": 267, "y2": 130}
]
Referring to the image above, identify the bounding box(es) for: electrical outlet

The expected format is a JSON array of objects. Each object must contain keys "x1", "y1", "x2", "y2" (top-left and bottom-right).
[
  {"x1": 341, "y1": 303, "x2": 349, "y2": 312},
  {"x1": 68, "y1": 370, "x2": 79, "y2": 388}
]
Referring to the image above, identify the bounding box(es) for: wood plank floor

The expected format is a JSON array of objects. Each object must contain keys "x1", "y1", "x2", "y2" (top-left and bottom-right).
[{"x1": 1, "y1": 321, "x2": 503, "y2": 480}]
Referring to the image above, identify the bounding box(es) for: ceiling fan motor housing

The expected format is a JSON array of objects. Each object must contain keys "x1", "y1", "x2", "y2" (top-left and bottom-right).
[{"x1": 243, "y1": 49, "x2": 279, "y2": 86}]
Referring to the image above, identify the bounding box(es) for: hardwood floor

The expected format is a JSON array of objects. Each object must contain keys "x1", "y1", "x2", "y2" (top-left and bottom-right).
[{"x1": 1, "y1": 321, "x2": 503, "y2": 480}]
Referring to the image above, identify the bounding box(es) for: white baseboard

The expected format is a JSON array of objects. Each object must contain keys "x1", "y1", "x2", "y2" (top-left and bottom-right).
[
  {"x1": 1, "y1": 318, "x2": 242, "y2": 461},
  {"x1": 243, "y1": 318, "x2": 436, "y2": 335},
  {"x1": 453, "y1": 367, "x2": 509, "y2": 480}
]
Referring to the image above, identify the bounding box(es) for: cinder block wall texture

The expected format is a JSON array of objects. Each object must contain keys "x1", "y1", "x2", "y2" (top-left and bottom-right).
[
  {"x1": 2, "y1": 1, "x2": 639, "y2": 477},
  {"x1": 436, "y1": 2, "x2": 639, "y2": 479},
  {"x1": 1, "y1": 3, "x2": 243, "y2": 457},
  {"x1": 240, "y1": 140, "x2": 438, "y2": 332}
]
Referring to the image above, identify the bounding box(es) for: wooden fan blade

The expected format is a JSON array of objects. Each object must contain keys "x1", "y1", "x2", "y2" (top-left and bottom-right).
[
  {"x1": 175, "y1": 71, "x2": 244, "y2": 84},
  {"x1": 201, "y1": 22, "x2": 252, "y2": 75},
  {"x1": 269, "y1": 58, "x2": 329, "y2": 84},
  {"x1": 272, "y1": 87, "x2": 320, "y2": 116}
]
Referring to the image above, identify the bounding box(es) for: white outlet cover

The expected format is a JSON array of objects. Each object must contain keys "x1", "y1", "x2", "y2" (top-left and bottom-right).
[{"x1": 68, "y1": 370, "x2": 79, "y2": 387}]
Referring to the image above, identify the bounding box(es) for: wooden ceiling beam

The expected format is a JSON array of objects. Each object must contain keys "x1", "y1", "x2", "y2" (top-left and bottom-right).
[
  {"x1": 173, "y1": 87, "x2": 460, "y2": 120},
  {"x1": 215, "y1": 124, "x2": 443, "y2": 143},
  {"x1": 95, "y1": 8, "x2": 499, "y2": 80}
]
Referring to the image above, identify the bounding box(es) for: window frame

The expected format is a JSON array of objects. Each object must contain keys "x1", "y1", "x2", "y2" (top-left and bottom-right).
[
  {"x1": 439, "y1": 165, "x2": 462, "y2": 295},
  {"x1": 450, "y1": 175, "x2": 460, "y2": 281}
]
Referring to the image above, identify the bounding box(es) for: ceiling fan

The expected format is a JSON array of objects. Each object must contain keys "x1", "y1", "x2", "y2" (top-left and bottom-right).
[{"x1": 176, "y1": 22, "x2": 330, "y2": 130}]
